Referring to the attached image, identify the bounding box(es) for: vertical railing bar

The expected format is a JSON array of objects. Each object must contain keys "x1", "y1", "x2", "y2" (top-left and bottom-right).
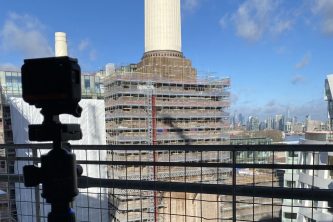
[
  {"x1": 232, "y1": 149, "x2": 236, "y2": 222},
  {"x1": 272, "y1": 150, "x2": 275, "y2": 221},
  {"x1": 98, "y1": 147, "x2": 102, "y2": 221},
  {"x1": 291, "y1": 150, "x2": 295, "y2": 222},
  {"x1": 169, "y1": 148, "x2": 171, "y2": 222},
  {"x1": 311, "y1": 150, "x2": 315, "y2": 220},
  {"x1": 111, "y1": 150, "x2": 115, "y2": 222},
  {"x1": 140, "y1": 149, "x2": 143, "y2": 222},
  {"x1": 33, "y1": 147, "x2": 41, "y2": 222},
  {"x1": 28, "y1": 147, "x2": 34, "y2": 221},
  {"x1": 126, "y1": 149, "x2": 129, "y2": 222},
  {"x1": 185, "y1": 150, "x2": 187, "y2": 222},
  {"x1": 200, "y1": 150, "x2": 203, "y2": 222},
  {"x1": 252, "y1": 149, "x2": 255, "y2": 222},
  {"x1": 85, "y1": 146, "x2": 90, "y2": 221},
  {"x1": 216, "y1": 150, "x2": 220, "y2": 221}
]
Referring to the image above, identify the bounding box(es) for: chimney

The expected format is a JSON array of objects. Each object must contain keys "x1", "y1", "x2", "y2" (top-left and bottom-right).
[
  {"x1": 55, "y1": 32, "x2": 68, "y2": 57},
  {"x1": 145, "y1": 0, "x2": 181, "y2": 53}
]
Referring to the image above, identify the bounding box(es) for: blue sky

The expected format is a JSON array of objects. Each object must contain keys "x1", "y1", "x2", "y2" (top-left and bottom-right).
[{"x1": 0, "y1": 0, "x2": 333, "y2": 121}]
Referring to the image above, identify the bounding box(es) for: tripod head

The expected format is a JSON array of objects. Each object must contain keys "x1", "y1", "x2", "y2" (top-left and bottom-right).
[{"x1": 22, "y1": 56, "x2": 83, "y2": 222}]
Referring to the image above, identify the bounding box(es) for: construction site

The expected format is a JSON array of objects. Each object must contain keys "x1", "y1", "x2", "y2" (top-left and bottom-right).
[
  {"x1": 102, "y1": 0, "x2": 283, "y2": 219},
  {"x1": 104, "y1": 59, "x2": 281, "y2": 221}
]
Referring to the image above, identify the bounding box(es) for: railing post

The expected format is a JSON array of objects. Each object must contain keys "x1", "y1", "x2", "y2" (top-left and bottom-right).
[
  {"x1": 33, "y1": 148, "x2": 41, "y2": 222},
  {"x1": 232, "y1": 149, "x2": 236, "y2": 222}
]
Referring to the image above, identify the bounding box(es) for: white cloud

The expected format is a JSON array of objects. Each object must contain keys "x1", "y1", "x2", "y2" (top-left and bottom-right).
[
  {"x1": 291, "y1": 75, "x2": 306, "y2": 85},
  {"x1": 232, "y1": 99, "x2": 326, "y2": 121},
  {"x1": 272, "y1": 20, "x2": 293, "y2": 34},
  {"x1": 313, "y1": 0, "x2": 333, "y2": 35},
  {"x1": 224, "y1": 0, "x2": 294, "y2": 42},
  {"x1": 76, "y1": 38, "x2": 97, "y2": 61},
  {"x1": 78, "y1": 39, "x2": 90, "y2": 52},
  {"x1": 275, "y1": 46, "x2": 288, "y2": 55},
  {"x1": 0, "y1": 13, "x2": 53, "y2": 58},
  {"x1": 219, "y1": 14, "x2": 229, "y2": 29},
  {"x1": 231, "y1": 0, "x2": 269, "y2": 41},
  {"x1": 295, "y1": 53, "x2": 311, "y2": 69},
  {"x1": 89, "y1": 49, "x2": 97, "y2": 61},
  {"x1": 0, "y1": 63, "x2": 19, "y2": 71},
  {"x1": 183, "y1": 0, "x2": 200, "y2": 12}
]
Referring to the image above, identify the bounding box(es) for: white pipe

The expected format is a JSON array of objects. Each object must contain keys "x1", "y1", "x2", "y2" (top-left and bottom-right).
[{"x1": 55, "y1": 32, "x2": 68, "y2": 57}]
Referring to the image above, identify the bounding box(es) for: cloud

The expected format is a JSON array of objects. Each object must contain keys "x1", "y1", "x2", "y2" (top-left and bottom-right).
[
  {"x1": 291, "y1": 75, "x2": 306, "y2": 85},
  {"x1": 271, "y1": 20, "x2": 293, "y2": 34},
  {"x1": 223, "y1": 0, "x2": 294, "y2": 42},
  {"x1": 76, "y1": 38, "x2": 97, "y2": 61},
  {"x1": 291, "y1": 99, "x2": 326, "y2": 121},
  {"x1": 89, "y1": 49, "x2": 97, "y2": 61},
  {"x1": 275, "y1": 46, "x2": 288, "y2": 55},
  {"x1": 78, "y1": 39, "x2": 90, "y2": 52},
  {"x1": 266, "y1": 100, "x2": 277, "y2": 107},
  {"x1": 219, "y1": 15, "x2": 229, "y2": 29},
  {"x1": 230, "y1": 93, "x2": 239, "y2": 105},
  {"x1": 231, "y1": 0, "x2": 271, "y2": 41},
  {"x1": 0, "y1": 13, "x2": 53, "y2": 58},
  {"x1": 183, "y1": 0, "x2": 200, "y2": 12},
  {"x1": 0, "y1": 63, "x2": 19, "y2": 71},
  {"x1": 312, "y1": 0, "x2": 333, "y2": 35},
  {"x1": 295, "y1": 53, "x2": 311, "y2": 69},
  {"x1": 232, "y1": 99, "x2": 326, "y2": 121}
]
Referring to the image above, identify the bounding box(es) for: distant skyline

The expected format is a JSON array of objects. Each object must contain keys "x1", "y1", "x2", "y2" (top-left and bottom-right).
[{"x1": 1, "y1": 0, "x2": 332, "y2": 120}]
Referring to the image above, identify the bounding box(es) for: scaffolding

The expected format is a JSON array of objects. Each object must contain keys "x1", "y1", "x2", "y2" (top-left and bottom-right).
[
  {"x1": 105, "y1": 71, "x2": 231, "y2": 221},
  {"x1": 105, "y1": 72, "x2": 230, "y2": 146}
]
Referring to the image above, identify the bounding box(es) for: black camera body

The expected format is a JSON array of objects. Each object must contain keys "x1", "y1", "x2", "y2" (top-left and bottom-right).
[{"x1": 22, "y1": 56, "x2": 82, "y2": 117}]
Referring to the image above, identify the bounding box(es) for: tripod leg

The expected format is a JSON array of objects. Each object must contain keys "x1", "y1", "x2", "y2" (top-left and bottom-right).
[{"x1": 48, "y1": 202, "x2": 76, "y2": 222}]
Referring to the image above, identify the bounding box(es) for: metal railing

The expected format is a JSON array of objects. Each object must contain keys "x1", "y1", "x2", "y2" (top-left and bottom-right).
[{"x1": 0, "y1": 144, "x2": 333, "y2": 222}]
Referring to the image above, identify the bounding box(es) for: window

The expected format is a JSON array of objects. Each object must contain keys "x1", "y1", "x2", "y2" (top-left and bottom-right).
[
  {"x1": 0, "y1": 161, "x2": 5, "y2": 169},
  {"x1": 328, "y1": 201, "x2": 333, "y2": 213},
  {"x1": 286, "y1": 181, "x2": 296, "y2": 188},
  {"x1": 288, "y1": 151, "x2": 298, "y2": 157},
  {"x1": 328, "y1": 156, "x2": 333, "y2": 178},
  {"x1": 284, "y1": 212, "x2": 297, "y2": 219},
  {"x1": 84, "y1": 77, "x2": 91, "y2": 91}
]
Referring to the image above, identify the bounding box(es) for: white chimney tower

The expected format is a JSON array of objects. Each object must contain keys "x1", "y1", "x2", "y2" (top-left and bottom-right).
[
  {"x1": 145, "y1": 0, "x2": 181, "y2": 53},
  {"x1": 55, "y1": 32, "x2": 68, "y2": 56}
]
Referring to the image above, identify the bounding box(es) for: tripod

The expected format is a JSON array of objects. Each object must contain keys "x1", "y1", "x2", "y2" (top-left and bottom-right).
[{"x1": 23, "y1": 112, "x2": 82, "y2": 222}]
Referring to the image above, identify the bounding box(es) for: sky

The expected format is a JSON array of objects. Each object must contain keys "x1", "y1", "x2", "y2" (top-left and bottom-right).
[{"x1": 0, "y1": 0, "x2": 333, "y2": 121}]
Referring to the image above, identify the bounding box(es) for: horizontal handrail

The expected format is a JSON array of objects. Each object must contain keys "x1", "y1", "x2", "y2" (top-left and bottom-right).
[
  {"x1": 1, "y1": 144, "x2": 333, "y2": 151},
  {"x1": 1, "y1": 174, "x2": 332, "y2": 201}
]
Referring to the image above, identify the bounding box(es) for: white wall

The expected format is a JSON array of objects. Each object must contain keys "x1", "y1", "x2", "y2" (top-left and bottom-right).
[{"x1": 10, "y1": 97, "x2": 109, "y2": 222}]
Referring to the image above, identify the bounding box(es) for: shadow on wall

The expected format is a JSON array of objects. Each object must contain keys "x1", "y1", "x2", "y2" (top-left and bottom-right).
[
  {"x1": 161, "y1": 115, "x2": 192, "y2": 145},
  {"x1": 258, "y1": 211, "x2": 281, "y2": 222}
]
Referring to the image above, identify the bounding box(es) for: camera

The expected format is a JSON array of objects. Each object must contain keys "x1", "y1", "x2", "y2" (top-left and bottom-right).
[
  {"x1": 22, "y1": 56, "x2": 82, "y2": 117},
  {"x1": 22, "y1": 56, "x2": 83, "y2": 222}
]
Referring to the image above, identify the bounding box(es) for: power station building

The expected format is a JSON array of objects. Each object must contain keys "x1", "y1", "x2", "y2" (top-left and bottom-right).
[{"x1": 104, "y1": 0, "x2": 231, "y2": 221}]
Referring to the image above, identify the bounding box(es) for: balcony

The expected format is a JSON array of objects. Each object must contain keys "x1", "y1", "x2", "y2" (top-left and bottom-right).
[{"x1": 0, "y1": 144, "x2": 332, "y2": 222}]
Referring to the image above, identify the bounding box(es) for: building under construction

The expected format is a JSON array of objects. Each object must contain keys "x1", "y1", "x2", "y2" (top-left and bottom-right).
[
  {"x1": 104, "y1": 67, "x2": 283, "y2": 221},
  {"x1": 104, "y1": 66, "x2": 232, "y2": 221},
  {"x1": 104, "y1": 6, "x2": 232, "y2": 217},
  {"x1": 103, "y1": 0, "x2": 284, "y2": 220},
  {"x1": 104, "y1": 70, "x2": 230, "y2": 146}
]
